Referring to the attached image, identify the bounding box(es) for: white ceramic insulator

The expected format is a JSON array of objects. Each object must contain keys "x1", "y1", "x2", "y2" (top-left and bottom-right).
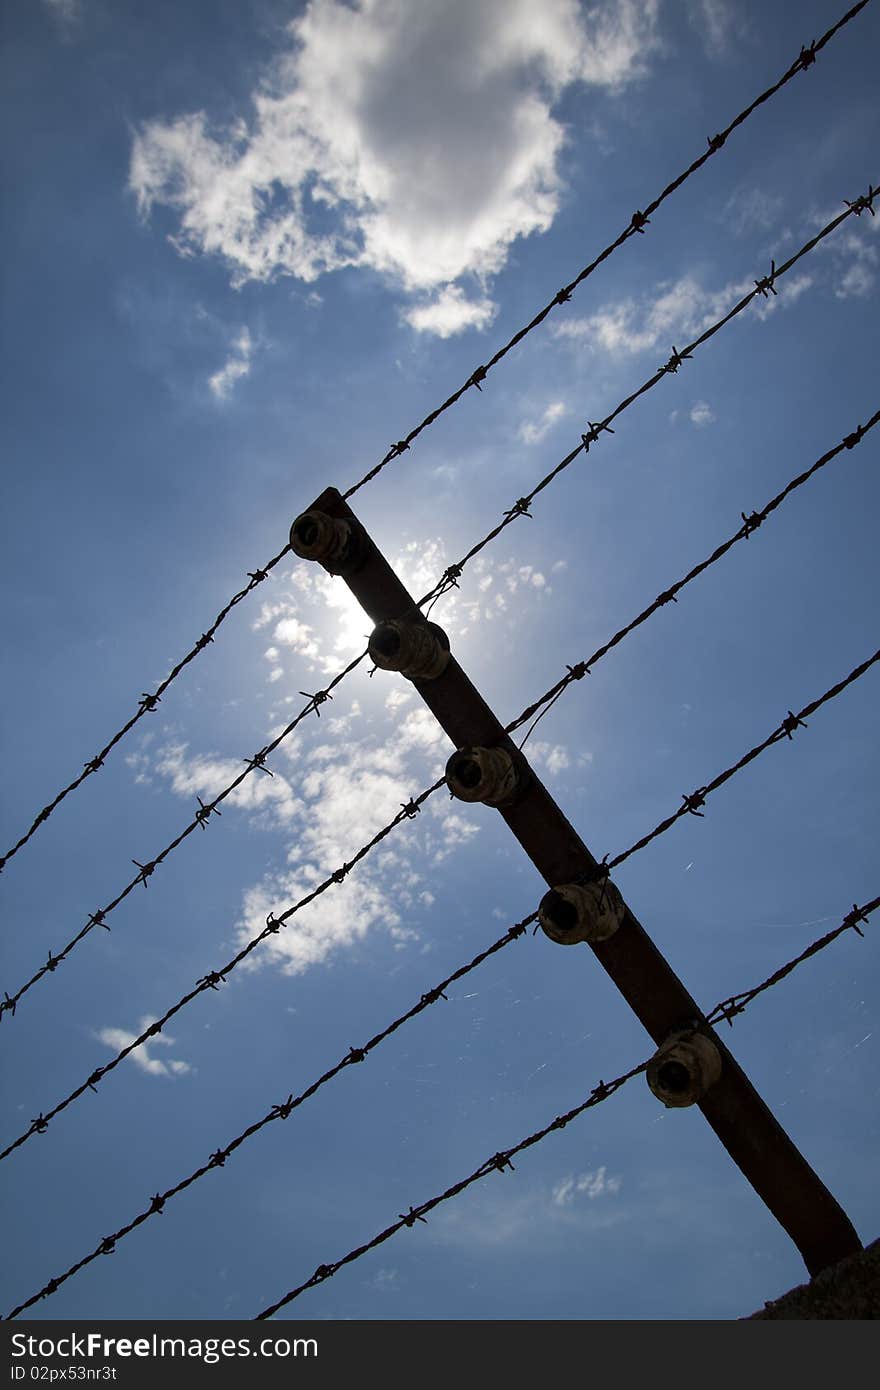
[
  {"x1": 538, "y1": 880, "x2": 625, "y2": 945},
  {"x1": 646, "y1": 1030, "x2": 723, "y2": 1109}
]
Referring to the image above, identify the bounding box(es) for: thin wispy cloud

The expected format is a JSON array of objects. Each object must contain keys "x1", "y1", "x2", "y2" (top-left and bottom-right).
[
  {"x1": 687, "y1": 0, "x2": 746, "y2": 55},
  {"x1": 208, "y1": 326, "x2": 254, "y2": 400},
  {"x1": 552, "y1": 1166, "x2": 622, "y2": 1206},
  {"x1": 723, "y1": 187, "x2": 785, "y2": 239},
  {"x1": 689, "y1": 400, "x2": 715, "y2": 428},
  {"x1": 130, "y1": 0, "x2": 660, "y2": 335},
  {"x1": 519, "y1": 400, "x2": 568, "y2": 445},
  {"x1": 95, "y1": 1017, "x2": 191, "y2": 1078},
  {"x1": 404, "y1": 286, "x2": 497, "y2": 339},
  {"x1": 134, "y1": 536, "x2": 560, "y2": 981},
  {"x1": 554, "y1": 266, "x2": 816, "y2": 358}
]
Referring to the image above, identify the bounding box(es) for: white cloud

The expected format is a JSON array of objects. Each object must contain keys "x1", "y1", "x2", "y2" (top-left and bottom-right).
[
  {"x1": 689, "y1": 400, "x2": 715, "y2": 428},
  {"x1": 555, "y1": 261, "x2": 818, "y2": 358},
  {"x1": 687, "y1": 0, "x2": 745, "y2": 55},
  {"x1": 208, "y1": 326, "x2": 254, "y2": 399},
  {"x1": 527, "y1": 740, "x2": 571, "y2": 777},
  {"x1": 810, "y1": 209, "x2": 878, "y2": 301},
  {"x1": 130, "y1": 0, "x2": 660, "y2": 331},
  {"x1": 552, "y1": 1166, "x2": 622, "y2": 1206},
  {"x1": 154, "y1": 742, "x2": 303, "y2": 825},
  {"x1": 138, "y1": 527, "x2": 561, "y2": 981},
  {"x1": 836, "y1": 261, "x2": 875, "y2": 299},
  {"x1": 404, "y1": 286, "x2": 497, "y2": 339},
  {"x1": 723, "y1": 187, "x2": 784, "y2": 238},
  {"x1": 385, "y1": 688, "x2": 413, "y2": 713},
  {"x1": 830, "y1": 231, "x2": 877, "y2": 301},
  {"x1": 274, "y1": 614, "x2": 320, "y2": 661},
  {"x1": 519, "y1": 399, "x2": 568, "y2": 445},
  {"x1": 95, "y1": 1017, "x2": 191, "y2": 1078}
]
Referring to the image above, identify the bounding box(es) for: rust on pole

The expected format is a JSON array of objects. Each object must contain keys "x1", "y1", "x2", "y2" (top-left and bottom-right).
[{"x1": 293, "y1": 486, "x2": 862, "y2": 1278}]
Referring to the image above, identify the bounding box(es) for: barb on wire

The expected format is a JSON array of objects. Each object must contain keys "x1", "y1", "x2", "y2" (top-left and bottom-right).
[
  {"x1": 3, "y1": 2, "x2": 870, "y2": 873},
  {"x1": 0, "y1": 771, "x2": 447, "y2": 1164},
  {"x1": 608, "y1": 648, "x2": 880, "y2": 871},
  {"x1": 2, "y1": 912, "x2": 534, "y2": 1320},
  {"x1": 406, "y1": 185, "x2": 876, "y2": 621},
  {"x1": 0, "y1": 650, "x2": 368, "y2": 1023},
  {"x1": 341, "y1": 0, "x2": 871, "y2": 502},
  {"x1": 0, "y1": 542, "x2": 291, "y2": 875},
  {"x1": 707, "y1": 898, "x2": 879, "y2": 1028},
  {"x1": 508, "y1": 408, "x2": 880, "y2": 745},
  {"x1": 253, "y1": 892, "x2": 878, "y2": 1319},
  {"x1": 5, "y1": 675, "x2": 876, "y2": 1316},
  {"x1": 6, "y1": 428, "x2": 877, "y2": 1165},
  {"x1": 16, "y1": 389, "x2": 873, "y2": 1034}
]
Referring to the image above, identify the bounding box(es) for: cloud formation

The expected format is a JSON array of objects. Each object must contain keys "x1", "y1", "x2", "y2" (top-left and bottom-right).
[
  {"x1": 552, "y1": 1166, "x2": 622, "y2": 1205},
  {"x1": 136, "y1": 537, "x2": 564, "y2": 981},
  {"x1": 519, "y1": 399, "x2": 568, "y2": 445},
  {"x1": 554, "y1": 268, "x2": 816, "y2": 358},
  {"x1": 689, "y1": 399, "x2": 715, "y2": 427},
  {"x1": 96, "y1": 1017, "x2": 192, "y2": 1078},
  {"x1": 208, "y1": 326, "x2": 254, "y2": 399},
  {"x1": 130, "y1": 0, "x2": 660, "y2": 334}
]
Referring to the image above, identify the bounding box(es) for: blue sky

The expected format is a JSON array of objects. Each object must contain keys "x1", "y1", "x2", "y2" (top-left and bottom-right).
[{"x1": 1, "y1": 0, "x2": 878, "y2": 1323}]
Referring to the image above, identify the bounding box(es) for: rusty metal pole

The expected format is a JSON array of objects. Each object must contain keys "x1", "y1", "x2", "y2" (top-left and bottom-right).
[{"x1": 292, "y1": 486, "x2": 862, "y2": 1278}]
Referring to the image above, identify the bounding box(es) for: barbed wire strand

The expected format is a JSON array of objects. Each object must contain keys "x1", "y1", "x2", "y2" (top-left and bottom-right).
[
  {"x1": 511, "y1": 409, "x2": 879, "y2": 748},
  {"x1": 706, "y1": 898, "x2": 879, "y2": 1028},
  {"x1": 3, "y1": 607, "x2": 875, "y2": 1176},
  {"x1": 6, "y1": 392, "x2": 872, "y2": 1026},
  {"x1": 0, "y1": 650, "x2": 368, "y2": 1021},
  {"x1": 407, "y1": 184, "x2": 877, "y2": 623},
  {"x1": 3, "y1": 180, "x2": 872, "y2": 934},
  {"x1": 5, "y1": 625, "x2": 873, "y2": 1256},
  {"x1": 2, "y1": 913, "x2": 537, "y2": 1320},
  {"x1": 607, "y1": 647, "x2": 880, "y2": 871},
  {"x1": 342, "y1": 0, "x2": 873, "y2": 501},
  {"x1": 0, "y1": 540, "x2": 291, "y2": 876},
  {"x1": 6, "y1": 878, "x2": 873, "y2": 1324},
  {"x1": 1, "y1": 2, "x2": 869, "y2": 876},
  {"x1": 0, "y1": 771, "x2": 445, "y2": 1164},
  {"x1": 254, "y1": 899, "x2": 877, "y2": 1319}
]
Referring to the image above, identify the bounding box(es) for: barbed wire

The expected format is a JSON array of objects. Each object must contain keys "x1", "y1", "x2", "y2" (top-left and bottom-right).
[
  {"x1": 12, "y1": 358, "x2": 873, "y2": 1043},
  {"x1": 10, "y1": 358, "x2": 872, "y2": 1035},
  {"x1": 5, "y1": 863, "x2": 871, "y2": 1321},
  {"x1": 0, "y1": 541, "x2": 291, "y2": 876},
  {"x1": 2, "y1": 914, "x2": 535, "y2": 1320},
  {"x1": 0, "y1": 649, "x2": 367, "y2": 1021},
  {"x1": 3, "y1": 530, "x2": 875, "y2": 1166},
  {"x1": 342, "y1": 0, "x2": 872, "y2": 500},
  {"x1": 252, "y1": 897, "x2": 877, "y2": 1319},
  {"x1": 2, "y1": 1, "x2": 869, "y2": 876},
  {"x1": 510, "y1": 409, "x2": 879, "y2": 748},
  {"x1": 607, "y1": 647, "x2": 880, "y2": 871},
  {"x1": 705, "y1": 898, "x2": 879, "y2": 1028},
  {"x1": 3, "y1": 646, "x2": 876, "y2": 1312},
  {"x1": 408, "y1": 183, "x2": 877, "y2": 621},
  {"x1": 0, "y1": 770, "x2": 446, "y2": 1164}
]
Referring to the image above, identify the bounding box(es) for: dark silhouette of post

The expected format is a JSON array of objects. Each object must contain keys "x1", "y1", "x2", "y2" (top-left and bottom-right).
[{"x1": 290, "y1": 485, "x2": 862, "y2": 1278}]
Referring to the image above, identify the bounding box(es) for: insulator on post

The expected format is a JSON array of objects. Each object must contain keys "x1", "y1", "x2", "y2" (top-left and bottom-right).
[
  {"x1": 538, "y1": 879, "x2": 625, "y2": 946},
  {"x1": 445, "y1": 745, "x2": 526, "y2": 808},
  {"x1": 646, "y1": 1030, "x2": 722, "y2": 1109},
  {"x1": 368, "y1": 619, "x2": 451, "y2": 680},
  {"x1": 289, "y1": 510, "x2": 361, "y2": 575}
]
